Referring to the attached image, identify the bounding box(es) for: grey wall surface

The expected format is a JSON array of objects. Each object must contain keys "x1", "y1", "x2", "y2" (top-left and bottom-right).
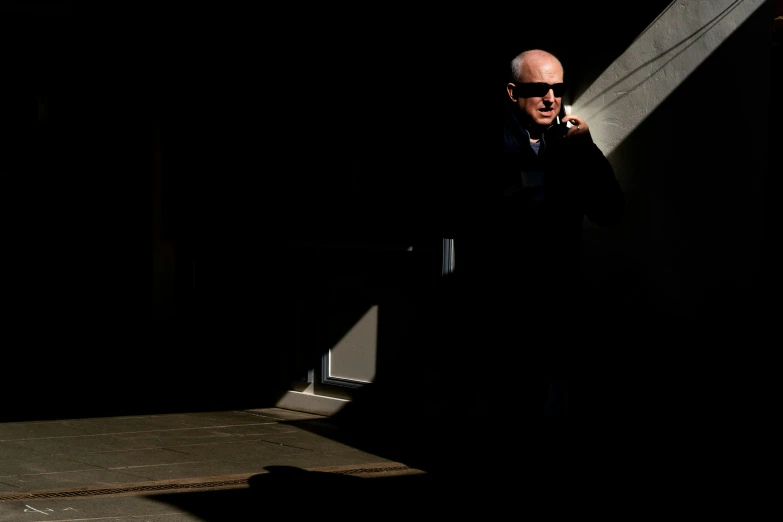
[
  {"x1": 500, "y1": 0, "x2": 775, "y2": 413},
  {"x1": 579, "y1": 1, "x2": 771, "y2": 320},
  {"x1": 567, "y1": 0, "x2": 774, "y2": 412}
]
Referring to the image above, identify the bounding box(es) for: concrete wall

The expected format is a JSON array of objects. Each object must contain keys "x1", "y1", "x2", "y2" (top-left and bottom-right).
[
  {"x1": 571, "y1": 0, "x2": 775, "y2": 411},
  {"x1": 497, "y1": 0, "x2": 775, "y2": 413},
  {"x1": 577, "y1": 0, "x2": 771, "y2": 318}
]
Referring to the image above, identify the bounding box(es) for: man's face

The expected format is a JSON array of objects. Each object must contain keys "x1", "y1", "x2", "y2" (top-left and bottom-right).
[{"x1": 507, "y1": 53, "x2": 564, "y2": 129}]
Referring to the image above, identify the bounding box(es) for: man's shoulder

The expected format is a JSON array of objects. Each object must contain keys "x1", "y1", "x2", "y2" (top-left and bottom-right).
[
  {"x1": 504, "y1": 111, "x2": 528, "y2": 150},
  {"x1": 503, "y1": 110, "x2": 521, "y2": 132}
]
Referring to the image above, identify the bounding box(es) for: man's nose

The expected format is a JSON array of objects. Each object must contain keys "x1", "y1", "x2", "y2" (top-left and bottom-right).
[{"x1": 543, "y1": 89, "x2": 556, "y2": 102}]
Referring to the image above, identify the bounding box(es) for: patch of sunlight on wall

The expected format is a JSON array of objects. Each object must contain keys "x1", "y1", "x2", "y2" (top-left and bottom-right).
[
  {"x1": 572, "y1": 0, "x2": 766, "y2": 156},
  {"x1": 329, "y1": 304, "x2": 378, "y2": 383}
]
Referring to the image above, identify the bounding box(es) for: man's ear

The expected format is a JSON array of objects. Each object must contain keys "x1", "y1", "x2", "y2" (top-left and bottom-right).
[{"x1": 506, "y1": 83, "x2": 517, "y2": 102}]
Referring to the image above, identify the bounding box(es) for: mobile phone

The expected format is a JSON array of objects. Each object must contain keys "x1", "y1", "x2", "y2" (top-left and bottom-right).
[
  {"x1": 554, "y1": 103, "x2": 569, "y2": 136},
  {"x1": 556, "y1": 103, "x2": 565, "y2": 125}
]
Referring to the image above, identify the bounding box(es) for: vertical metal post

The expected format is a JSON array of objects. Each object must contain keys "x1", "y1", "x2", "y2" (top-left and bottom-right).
[{"x1": 441, "y1": 238, "x2": 455, "y2": 276}]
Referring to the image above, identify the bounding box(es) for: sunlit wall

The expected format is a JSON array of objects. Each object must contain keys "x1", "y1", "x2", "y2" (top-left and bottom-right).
[
  {"x1": 576, "y1": 0, "x2": 774, "y2": 360},
  {"x1": 573, "y1": 0, "x2": 769, "y2": 157}
]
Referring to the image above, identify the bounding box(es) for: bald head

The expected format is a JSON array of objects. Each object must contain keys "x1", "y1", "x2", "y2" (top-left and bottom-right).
[{"x1": 510, "y1": 49, "x2": 563, "y2": 83}]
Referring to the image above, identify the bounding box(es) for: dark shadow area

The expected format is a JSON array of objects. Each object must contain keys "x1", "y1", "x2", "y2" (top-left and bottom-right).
[
  {"x1": 148, "y1": 465, "x2": 487, "y2": 521},
  {"x1": 0, "y1": 2, "x2": 71, "y2": 15},
  {"x1": 0, "y1": 3, "x2": 655, "y2": 425},
  {"x1": 0, "y1": 1, "x2": 773, "y2": 441},
  {"x1": 144, "y1": 413, "x2": 570, "y2": 522}
]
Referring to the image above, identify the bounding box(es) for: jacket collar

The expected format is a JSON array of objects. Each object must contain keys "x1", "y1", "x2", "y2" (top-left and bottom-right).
[{"x1": 505, "y1": 110, "x2": 559, "y2": 146}]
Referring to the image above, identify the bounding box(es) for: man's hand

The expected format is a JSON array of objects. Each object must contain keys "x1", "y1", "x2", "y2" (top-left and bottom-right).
[{"x1": 561, "y1": 114, "x2": 591, "y2": 139}]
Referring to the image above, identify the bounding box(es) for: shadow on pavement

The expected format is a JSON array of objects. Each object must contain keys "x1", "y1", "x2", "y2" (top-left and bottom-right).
[{"x1": 147, "y1": 464, "x2": 527, "y2": 521}]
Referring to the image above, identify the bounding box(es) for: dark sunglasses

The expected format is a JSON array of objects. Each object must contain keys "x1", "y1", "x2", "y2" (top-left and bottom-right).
[{"x1": 512, "y1": 82, "x2": 566, "y2": 98}]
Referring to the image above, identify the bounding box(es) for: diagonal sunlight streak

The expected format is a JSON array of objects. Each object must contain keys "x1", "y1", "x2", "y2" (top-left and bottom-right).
[
  {"x1": 329, "y1": 305, "x2": 378, "y2": 383},
  {"x1": 627, "y1": 0, "x2": 679, "y2": 49},
  {"x1": 578, "y1": 0, "x2": 741, "y2": 111},
  {"x1": 572, "y1": 0, "x2": 766, "y2": 156}
]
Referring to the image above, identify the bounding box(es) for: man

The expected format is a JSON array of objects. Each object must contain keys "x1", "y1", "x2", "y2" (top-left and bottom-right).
[
  {"x1": 499, "y1": 48, "x2": 623, "y2": 271},
  {"x1": 448, "y1": 49, "x2": 624, "y2": 413}
]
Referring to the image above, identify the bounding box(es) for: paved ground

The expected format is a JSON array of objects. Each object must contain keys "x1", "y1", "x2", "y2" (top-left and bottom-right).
[{"x1": 0, "y1": 406, "x2": 488, "y2": 521}]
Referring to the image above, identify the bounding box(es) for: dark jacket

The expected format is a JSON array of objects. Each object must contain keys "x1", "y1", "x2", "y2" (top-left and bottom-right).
[
  {"x1": 500, "y1": 109, "x2": 623, "y2": 227},
  {"x1": 454, "y1": 109, "x2": 624, "y2": 297}
]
